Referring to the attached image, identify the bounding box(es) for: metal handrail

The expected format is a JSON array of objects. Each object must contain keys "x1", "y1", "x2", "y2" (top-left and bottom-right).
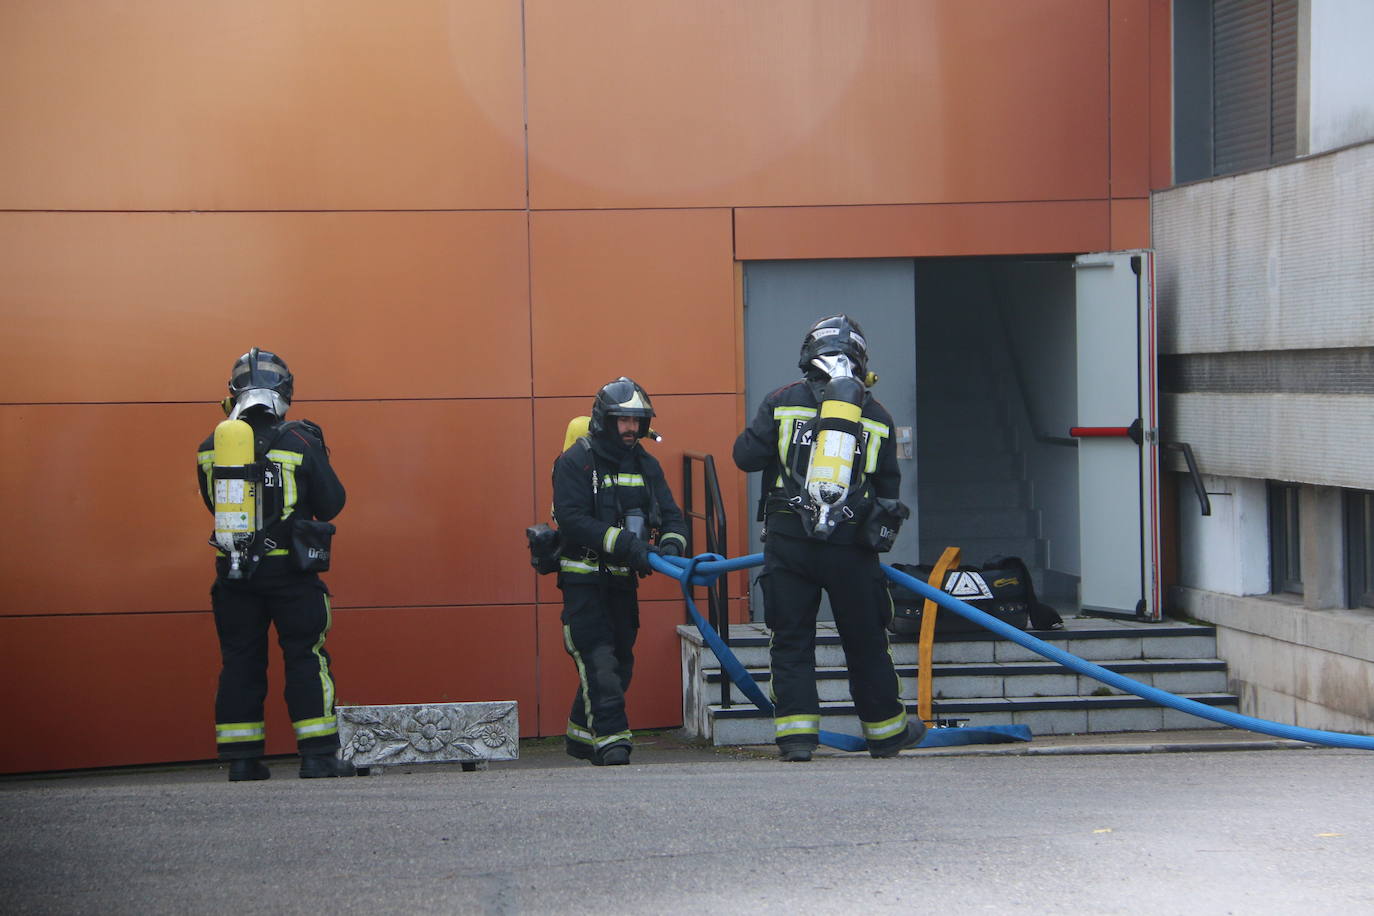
[
  {"x1": 681, "y1": 451, "x2": 731, "y2": 708},
  {"x1": 1163, "y1": 441, "x2": 1212, "y2": 516}
]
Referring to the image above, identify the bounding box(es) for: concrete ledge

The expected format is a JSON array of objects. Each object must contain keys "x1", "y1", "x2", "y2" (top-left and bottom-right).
[{"x1": 337, "y1": 701, "x2": 519, "y2": 768}]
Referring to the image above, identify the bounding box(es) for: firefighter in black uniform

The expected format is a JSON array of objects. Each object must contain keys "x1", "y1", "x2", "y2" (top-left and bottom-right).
[
  {"x1": 733, "y1": 315, "x2": 924, "y2": 761},
  {"x1": 196, "y1": 348, "x2": 353, "y2": 781},
  {"x1": 553, "y1": 377, "x2": 689, "y2": 766}
]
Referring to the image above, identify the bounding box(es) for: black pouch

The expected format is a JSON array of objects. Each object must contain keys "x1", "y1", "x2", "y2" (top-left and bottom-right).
[
  {"x1": 290, "y1": 518, "x2": 336, "y2": 573},
  {"x1": 526, "y1": 523, "x2": 562, "y2": 575},
  {"x1": 860, "y1": 497, "x2": 910, "y2": 552}
]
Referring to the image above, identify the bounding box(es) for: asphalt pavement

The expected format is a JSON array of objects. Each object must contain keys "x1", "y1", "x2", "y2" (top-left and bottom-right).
[{"x1": 3, "y1": 729, "x2": 1369, "y2": 915}]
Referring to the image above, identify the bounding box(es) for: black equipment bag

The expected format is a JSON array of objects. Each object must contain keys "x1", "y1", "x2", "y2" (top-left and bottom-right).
[
  {"x1": 290, "y1": 518, "x2": 335, "y2": 574},
  {"x1": 526, "y1": 523, "x2": 562, "y2": 575},
  {"x1": 887, "y1": 560, "x2": 1035, "y2": 638}
]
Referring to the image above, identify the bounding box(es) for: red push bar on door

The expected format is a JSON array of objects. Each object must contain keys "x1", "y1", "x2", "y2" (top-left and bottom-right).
[{"x1": 1070, "y1": 419, "x2": 1143, "y2": 444}]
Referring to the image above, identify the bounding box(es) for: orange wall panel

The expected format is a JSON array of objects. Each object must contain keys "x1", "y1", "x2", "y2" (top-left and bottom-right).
[
  {"x1": 531, "y1": 395, "x2": 747, "y2": 606},
  {"x1": 1, "y1": 404, "x2": 220, "y2": 616},
  {"x1": 1149, "y1": 0, "x2": 1173, "y2": 191},
  {"x1": 1, "y1": 211, "x2": 531, "y2": 405},
  {"x1": 530, "y1": 210, "x2": 735, "y2": 398},
  {"x1": 302, "y1": 400, "x2": 537, "y2": 610},
  {"x1": 527, "y1": 0, "x2": 1109, "y2": 209},
  {"x1": 1110, "y1": 0, "x2": 1152, "y2": 199},
  {"x1": 1110, "y1": 198, "x2": 1151, "y2": 251},
  {"x1": 327, "y1": 605, "x2": 539, "y2": 730},
  {"x1": 0, "y1": 612, "x2": 221, "y2": 773},
  {"x1": 1, "y1": 399, "x2": 536, "y2": 615},
  {"x1": 0, "y1": 0, "x2": 526, "y2": 210},
  {"x1": 735, "y1": 201, "x2": 1112, "y2": 261}
]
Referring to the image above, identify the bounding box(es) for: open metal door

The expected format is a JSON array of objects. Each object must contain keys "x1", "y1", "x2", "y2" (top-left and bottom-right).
[{"x1": 1072, "y1": 251, "x2": 1161, "y2": 620}]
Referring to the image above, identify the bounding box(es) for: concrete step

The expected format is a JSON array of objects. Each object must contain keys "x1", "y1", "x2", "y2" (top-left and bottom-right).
[
  {"x1": 700, "y1": 658, "x2": 1230, "y2": 706},
  {"x1": 918, "y1": 536, "x2": 1046, "y2": 569},
  {"x1": 919, "y1": 507, "x2": 1041, "y2": 539},
  {"x1": 705, "y1": 694, "x2": 1242, "y2": 744},
  {"x1": 918, "y1": 479, "x2": 1033, "y2": 511},
  {"x1": 916, "y1": 450, "x2": 1026, "y2": 482},
  {"x1": 678, "y1": 622, "x2": 1224, "y2": 670}
]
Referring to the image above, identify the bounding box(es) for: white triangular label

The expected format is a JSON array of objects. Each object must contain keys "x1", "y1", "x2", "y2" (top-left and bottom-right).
[{"x1": 943, "y1": 570, "x2": 993, "y2": 600}]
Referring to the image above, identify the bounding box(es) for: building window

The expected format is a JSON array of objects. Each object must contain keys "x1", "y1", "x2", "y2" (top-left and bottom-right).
[
  {"x1": 1173, "y1": 0, "x2": 1301, "y2": 183},
  {"x1": 1345, "y1": 490, "x2": 1374, "y2": 609},
  {"x1": 1268, "y1": 481, "x2": 1302, "y2": 595}
]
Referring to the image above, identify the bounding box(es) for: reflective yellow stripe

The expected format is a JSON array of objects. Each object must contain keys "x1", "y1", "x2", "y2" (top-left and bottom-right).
[
  {"x1": 266, "y1": 449, "x2": 303, "y2": 514},
  {"x1": 861, "y1": 711, "x2": 908, "y2": 741},
  {"x1": 610, "y1": 474, "x2": 645, "y2": 487},
  {"x1": 594, "y1": 730, "x2": 633, "y2": 749},
  {"x1": 293, "y1": 715, "x2": 339, "y2": 739},
  {"x1": 216, "y1": 721, "x2": 265, "y2": 744},
  {"x1": 775, "y1": 714, "x2": 820, "y2": 738},
  {"x1": 559, "y1": 556, "x2": 629, "y2": 576},
  {"x1": 773, "y1": 406, "x2": 817, "y2": 470},
  {"x1": 566, "y1": 722, "x2": 595, "y2": 745},
  {"x1": 861, "y1": 419, "x2": 890, "y2": 474},
  {"x1": 603, "y1": 526, "x2": 622, "y2": 553},
  {"x1": 312, "y1": 592, "x2": 335, "y2": 718},
  {"x1": 659, "y1": 532, "x2": 687, "y2": 550}
]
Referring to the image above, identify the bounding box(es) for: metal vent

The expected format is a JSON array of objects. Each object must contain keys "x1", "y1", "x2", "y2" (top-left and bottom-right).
[{"x1": 1211, "y1": 0, "x2": 1299, "y2": 176}]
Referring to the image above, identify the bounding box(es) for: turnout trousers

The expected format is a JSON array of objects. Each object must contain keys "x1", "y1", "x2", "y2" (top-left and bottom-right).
[
  {"x1": 561, "y1": 583, "x2": 638, "y2": 757},
  {"x1": 761, "y1": 532, "x2": 908, "y2": 752},
  {"x1": 211, "y1": 574, "x2": 340, "y2": 759}
]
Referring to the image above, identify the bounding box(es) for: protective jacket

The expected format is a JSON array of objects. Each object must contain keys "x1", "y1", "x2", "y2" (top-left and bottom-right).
[
  {"x1": 552, "y1": 435, "x2": 687, "y2": 588},
  {"x1": 732, "y1": 378, "x2": 900, "y2": 546},
  {"x1": 197, "y1": 416, "x2": 345, "y2": 579}
]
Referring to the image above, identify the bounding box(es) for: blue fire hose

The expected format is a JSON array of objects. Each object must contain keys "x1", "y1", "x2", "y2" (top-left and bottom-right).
[
  {"x1": 653, "y1": 551, "x2": 1030, "y2": 751},
  {"x1": 654, "y1": 551, "x2": 1374, "y2": 752}
]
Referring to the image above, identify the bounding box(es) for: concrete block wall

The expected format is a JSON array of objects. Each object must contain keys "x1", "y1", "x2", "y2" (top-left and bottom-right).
[{"x1": 1173, "y1": 587, "x2": 1374, "y2": 735}]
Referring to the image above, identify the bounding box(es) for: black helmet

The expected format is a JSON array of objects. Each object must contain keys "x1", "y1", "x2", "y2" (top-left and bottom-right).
[
  {"x1": 589, "y1": 377, "x2": 655, "y2": 440},
  {"x1": 226, "y1": 347, "x2": 293, "y2": 419},
  {"x1": 798, "y1": 314, "x2": 869, "y2": 378}
]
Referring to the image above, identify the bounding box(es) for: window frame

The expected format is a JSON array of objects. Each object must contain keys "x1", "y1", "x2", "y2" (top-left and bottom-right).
[{"x1": 1268, "y1": 481, "x2": 1302, "y2": 595}]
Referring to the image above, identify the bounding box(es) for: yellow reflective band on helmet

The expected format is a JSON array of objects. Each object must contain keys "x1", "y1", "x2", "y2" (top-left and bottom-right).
[
  {"x1": 861, "y1": 711, "x2": 908, "y2": 741},
  {"x1": 216, "y1": 721, "x2": 266, "y2": 744},
  {"x1": 603, "y1": 526, "x2": 622, "y2": 553},
  {"x1": 293, "y1": 715, "x2": 339, "y2": 739},
  {"x1": 775, "y1": 715, "x2": 820, "y2": 738}
]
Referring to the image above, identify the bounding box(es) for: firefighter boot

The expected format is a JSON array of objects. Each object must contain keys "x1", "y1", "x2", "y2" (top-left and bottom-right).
[
  {"x1": 228, "y1": 758, "x2": 271, "y2": 782},
  {"x1": 299, "y1": 752, "x2": 357, "y2": 778}
]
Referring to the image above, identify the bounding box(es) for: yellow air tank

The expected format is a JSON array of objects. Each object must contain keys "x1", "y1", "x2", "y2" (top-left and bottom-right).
[
  {"x1": 213, "y1": 418, "x2": 258, "y2": 579},
  {"x1": 803, "y1": 375, "x2": 865, "y2": 538}
]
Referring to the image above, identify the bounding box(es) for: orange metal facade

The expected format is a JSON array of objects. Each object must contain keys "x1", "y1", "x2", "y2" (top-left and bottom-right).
[{"x1": 0, "y1": 0, "x2": 1171, "y2": 773}]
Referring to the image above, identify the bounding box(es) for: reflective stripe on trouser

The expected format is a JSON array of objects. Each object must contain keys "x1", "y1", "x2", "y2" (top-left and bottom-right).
[
  {"x1": 216, "y1": 721, "x2": 266, "y2": 746},
  {"x1": 211, "y1": 573, "x2": 340, "y2": 758},
  {"x1": 762, "y1": 532, "x2": 904, "y2": 748},
  {"x1": 561, "y1": 584, "x2": 638, "y2": 750}
]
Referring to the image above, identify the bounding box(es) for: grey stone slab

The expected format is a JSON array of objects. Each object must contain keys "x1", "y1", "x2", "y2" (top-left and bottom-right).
[
  {"x1": 1086, "y1": 705, "x2": 1165, "y2": 733},
  {"x1": 1011, "y1": 708, "x2": 1088, "y2": 736},
  {"x1": 1066, "y1": 636, "x2": 1142, "y2": 661},
  {"x1": 992, "y1": 641, "x2": 1045, "y2": 662},
  {"x1": 1140, "y1": 634, "x2": 1217, "y2": 659},
  {"x1": 1153, "y1": 670, "x2": 1229, "y2": 694},
  {"x1": 935, "y1": 641, "x2": 997, "y2": 663},
  {"x1": 1006, "y1": 673, "x2": 1078, "y2": 698},
  {"x1": 929, "y1": 675, "x2": 999, "y2": 700},
  {"x1": 337, "y1": 701, "x2": 519, "y2": 768},
  {"x1": 1161, "y1": 706, "x2": 1232, "y2": 730}
]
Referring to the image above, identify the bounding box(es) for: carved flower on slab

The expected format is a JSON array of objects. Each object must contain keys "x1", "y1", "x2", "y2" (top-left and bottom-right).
[
  {"x1": 404, "y1": 707, "x2": 453, "y2": 753},
  {"x1": 479, "y1": 724, "x2": 506, "y2": 748},
  {"x1": 350, "y1": 730, "x2": 378, "y2": 754}
]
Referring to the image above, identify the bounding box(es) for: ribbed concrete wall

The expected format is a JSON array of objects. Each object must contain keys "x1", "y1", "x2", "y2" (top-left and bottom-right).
[{"x1": 1153, "y1": 141, "x2": 1374, "y2": 485}]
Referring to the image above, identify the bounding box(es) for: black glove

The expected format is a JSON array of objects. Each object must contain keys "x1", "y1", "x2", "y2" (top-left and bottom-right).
[
  {"x1": 656, "y1": 538, "x2": 683, "y2": 558},
  {"x1": 623, "y1": 537, "x2": 654, "y2": 577}
]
